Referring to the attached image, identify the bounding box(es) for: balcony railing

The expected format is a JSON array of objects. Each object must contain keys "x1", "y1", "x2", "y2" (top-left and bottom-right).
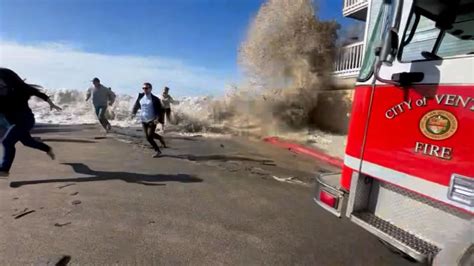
[
  {"x1": 343, "y1": 0, "x2": 368, "y2": 20},
  {"x1": 333, "y1": 41, "x2": 364, "y2": 78}
]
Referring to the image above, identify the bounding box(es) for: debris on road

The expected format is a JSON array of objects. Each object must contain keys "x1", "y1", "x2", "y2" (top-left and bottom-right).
[
  {"x1": 13, "y1": 208, "x2": 36, "y2": 219},
  {"x1": 70, "y1": 192, "x2": 79, "y2": 196},
  {"x1": 34, "y1": 255, "x2": 71, "y2": 266},
  {"x1": 272, "y1": 175, "x2": 306, "y2": 185},
  {"x1": 71, "y1": 200, "x2": 82, "y2": 205},
  {"x1": 250, "y1": 167, "x2": 270, "y2": 176},
  {"x1": 262, "y1": 161, "x2": 277, "y2": 166},
  {"x1": 57, "y1": 183, "x2": 76, "y2": 189},
  {"x1": 54, "y1": 222, "x2": 72, "y2": 227}
]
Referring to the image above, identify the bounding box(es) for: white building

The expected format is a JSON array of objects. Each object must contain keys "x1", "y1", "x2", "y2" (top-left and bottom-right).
[{"x1": 333, "y1": 0, "x2": 369, "y2": 79}]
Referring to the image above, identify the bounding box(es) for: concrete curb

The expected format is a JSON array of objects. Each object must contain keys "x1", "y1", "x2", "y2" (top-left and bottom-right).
[{"x1": 263, "y1": 136, "x2": 344, "y2": 169}]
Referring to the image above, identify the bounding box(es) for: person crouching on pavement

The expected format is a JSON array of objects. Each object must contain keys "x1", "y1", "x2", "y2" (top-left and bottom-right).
[{"x1": 131, "y1": 82, "x2": 167, "y2": 158}]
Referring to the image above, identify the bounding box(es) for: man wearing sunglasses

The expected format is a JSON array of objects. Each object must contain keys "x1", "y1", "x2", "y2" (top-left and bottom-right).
[{"x1": 131, "y1": 82, "x2": 166, "y2": 157}]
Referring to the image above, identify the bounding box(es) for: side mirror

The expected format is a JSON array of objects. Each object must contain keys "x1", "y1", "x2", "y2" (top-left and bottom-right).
[
  {"x1": 379, "y1": 28, "x2": 399, "y2": 66},
  {"x1": 374, "y1": 0, "x2": 404, "y2": 85},
  {"x1": 374, "y1": 28, "x2": 401, "y2": 85}
]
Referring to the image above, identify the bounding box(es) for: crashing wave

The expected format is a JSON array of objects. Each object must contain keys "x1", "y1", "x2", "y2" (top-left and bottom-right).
[{"x1": 29, "y1": 89, "x2": 215, "y2": 131}]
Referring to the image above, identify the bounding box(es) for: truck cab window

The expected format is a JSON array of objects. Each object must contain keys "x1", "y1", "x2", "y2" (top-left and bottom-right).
[
  {"x1": 357, "y1": 1, "x2": 394, "y2": 81},
  {"x1": 400, "y1": 0, "x2": 474, "y2": 62}
]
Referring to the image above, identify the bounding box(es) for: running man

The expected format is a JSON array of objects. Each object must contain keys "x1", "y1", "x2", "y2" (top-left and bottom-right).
[
  {"x1": 85, "y1": 77, "x2": 116, "y2": 132},
  {"x1": 0, "y1": 68, "x2": 62, "y2": 178},
  {"x1": 132, "y1": 82, "x2": 167, "y2": 158},
  {"x1": 160, "y1": 86, "x2": 175, "y2": 131}
]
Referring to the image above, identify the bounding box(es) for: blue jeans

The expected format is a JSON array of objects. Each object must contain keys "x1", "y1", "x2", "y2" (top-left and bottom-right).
[
  {"x1": 0, "y1": 113, "x2": 51, "y2": 172},
  {"x1": 94, "y1": 105, "x2": 111, "y2": 130},
  {"x1": 0, "y1": 114, "x2": 10, "y2": 128}
]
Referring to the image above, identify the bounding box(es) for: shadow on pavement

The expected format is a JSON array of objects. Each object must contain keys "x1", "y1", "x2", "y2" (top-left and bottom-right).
[
  {"x1": 9, "y1": 163, "x2": 202, "y2": 188},
  {"x1": 110, "y1": 128, "x2": 201, "y2": 142},
  {"x1": 39, "y1": 138, "x2": 98, "y2": 144},
  {"x1": 163, "y1": 136, "x2": 201, "y2": 141},
  {"x1": 163, "y1": 154, "x2": 274, "y2": 164},
  {"x1": 32, "y1": 124, "x2": 92, "y2": 134}
]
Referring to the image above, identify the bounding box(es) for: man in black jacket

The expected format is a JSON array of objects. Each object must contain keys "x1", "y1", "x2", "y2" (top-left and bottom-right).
[{"x1": 132, "y1": 82, "x2": 166, "y2": 157}]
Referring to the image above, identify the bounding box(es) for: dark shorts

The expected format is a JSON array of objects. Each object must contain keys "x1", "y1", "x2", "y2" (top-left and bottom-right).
[
  {"x1": 159, "y1": 108, "x2": 171, "y2": 124},
  {"x1": 158, "y1": 114, "x2": 165, "y2": 124}
]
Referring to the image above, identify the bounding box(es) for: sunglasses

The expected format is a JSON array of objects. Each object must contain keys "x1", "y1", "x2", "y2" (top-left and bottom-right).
[{"x1": 142, "y1": 87, "x2": 151, "y2": 90}]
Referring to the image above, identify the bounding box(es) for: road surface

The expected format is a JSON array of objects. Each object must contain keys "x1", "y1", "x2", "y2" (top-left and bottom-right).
[{"x1": 0, "y1": 125, "x2": 414, "y2": 265}]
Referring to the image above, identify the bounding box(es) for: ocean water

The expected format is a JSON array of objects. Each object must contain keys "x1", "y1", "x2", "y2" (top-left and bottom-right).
[{"x1": 29, "y1": 89, "x2": 215, "y2": 130}]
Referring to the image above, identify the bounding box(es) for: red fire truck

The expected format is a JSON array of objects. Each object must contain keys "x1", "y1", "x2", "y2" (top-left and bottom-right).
[{"x1": 314, "y1": 0, "x2": 473, "y2": 264}]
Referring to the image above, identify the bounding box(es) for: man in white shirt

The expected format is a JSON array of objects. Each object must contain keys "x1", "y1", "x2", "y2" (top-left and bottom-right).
[{"x1": 132, "y1": 82, "x2": 166, "y2": 157}]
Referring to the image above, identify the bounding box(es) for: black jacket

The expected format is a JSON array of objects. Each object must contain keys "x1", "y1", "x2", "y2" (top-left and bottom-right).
[
  {"x1": 132, "y1": 93, "x2": 163, "y2": 118},
  {"x1": 0, "y1": 67, "x2": 49, "y2": 122}
]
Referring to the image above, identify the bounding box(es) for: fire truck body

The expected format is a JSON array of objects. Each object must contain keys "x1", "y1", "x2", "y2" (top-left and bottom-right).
[{"x1": 314, "y1": 0, "x2": 473, "y2": 264}]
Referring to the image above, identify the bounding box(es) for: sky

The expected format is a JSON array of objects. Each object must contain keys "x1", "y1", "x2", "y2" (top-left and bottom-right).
[{"x1": 0, "y1": 0, "x2": 357, "y2": 96}]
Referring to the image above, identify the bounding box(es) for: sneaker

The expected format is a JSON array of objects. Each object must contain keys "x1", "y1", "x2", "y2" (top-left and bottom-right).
[
  {"x1": 47, "y1": 149, "x2": 56, "y2": 160},
  {"x1": 0, "y1": 171, "x2": 9, "y2": 179},
  {"x1": 152, "y1": 151, "x2": 162, "y2": 158}
]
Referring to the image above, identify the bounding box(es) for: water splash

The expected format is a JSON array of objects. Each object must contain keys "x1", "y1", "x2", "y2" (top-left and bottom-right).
[
  {"x1": 206, "y1": 0, "x2": 341, "y2": 135},
  {"x1": 30, "y1": 0, "x2": 344, "y2": 138}
]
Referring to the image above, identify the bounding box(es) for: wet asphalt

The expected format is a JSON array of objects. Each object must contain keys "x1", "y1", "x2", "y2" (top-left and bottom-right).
[{"x1": 0, "y1": 124, "x2": 414, "y2": 265}]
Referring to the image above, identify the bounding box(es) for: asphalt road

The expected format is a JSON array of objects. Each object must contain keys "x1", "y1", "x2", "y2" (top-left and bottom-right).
[{"x1": 0, "y1": 125, "x2": 414, "y2": 265}]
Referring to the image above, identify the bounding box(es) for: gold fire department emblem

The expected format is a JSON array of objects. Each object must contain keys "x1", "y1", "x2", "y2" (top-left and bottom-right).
[{"x1": 419, "y1": 110, "x2": 458, "y2": 140}]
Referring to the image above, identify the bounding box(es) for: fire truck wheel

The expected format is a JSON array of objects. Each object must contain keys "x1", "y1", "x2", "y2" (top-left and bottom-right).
[{"x1": 378, "y1": 239, "x2": 417, "y2": 263}]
